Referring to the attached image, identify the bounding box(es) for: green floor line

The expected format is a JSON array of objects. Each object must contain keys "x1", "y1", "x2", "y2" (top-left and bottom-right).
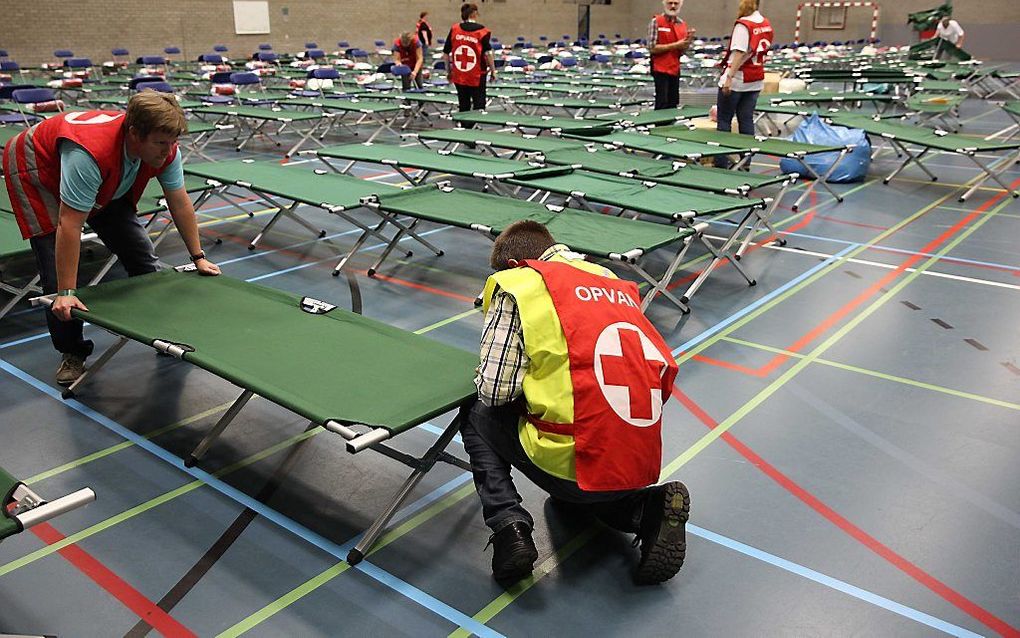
[
  {"x1": 662, "y1": 185, "x2": 1013, "y2": 479},
  {"x1": 25, "y1": 401, "x2": 233, "y2": 485},
  {"x1": 448, "y1": 527, "x2": 602, "y2": 638},
  {"x1": 415, "y1": 308, "x2": 481, "y2": 335},
  {"x1": 721, "y1": 336, "x2": 1020, "y2": 412},
  {"x1": 215, "y1": 483, "x2": 477, "y2": 638},
  {"x1": 0, "y1": 427, "x2": 319, "y2": 578}
]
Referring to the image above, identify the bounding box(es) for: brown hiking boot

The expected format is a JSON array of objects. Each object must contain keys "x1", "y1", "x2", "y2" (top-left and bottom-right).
[
  {"x1": 55, "y1": 354, "x2": 87, "y2": 386},
  {"x1": 634, "y1": 481, "x2": 690, "y2": 585}
]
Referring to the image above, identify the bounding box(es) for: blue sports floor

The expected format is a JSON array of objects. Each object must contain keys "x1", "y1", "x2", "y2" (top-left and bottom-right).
[{"x1": 1, "y1": 83, "x2": 1019, "y2": 638}]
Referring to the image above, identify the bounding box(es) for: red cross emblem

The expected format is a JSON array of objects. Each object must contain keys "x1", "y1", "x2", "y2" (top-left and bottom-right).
[
  {"x1": 453, "y1": 45, "x2": 478, "y2": 72},
  {"x1": 594, "y1": 323, "x2": 668, "y2": 427}
]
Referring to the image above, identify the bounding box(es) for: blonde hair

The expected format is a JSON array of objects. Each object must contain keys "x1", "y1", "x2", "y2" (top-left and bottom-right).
[
  {"x1": 125, "y1": 91, "x2": 187, "y2": 138},
  {"x1": 399, "y1": 31, "x2": 415, "y2": 47},
  {"x1": 737, "y1": 0, "x2": 758, "y2": 19}
]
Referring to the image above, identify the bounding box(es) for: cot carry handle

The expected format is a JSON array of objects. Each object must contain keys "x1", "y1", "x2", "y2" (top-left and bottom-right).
[
  {"x1": 300, "y1": 297, "x2": 337, "y2": 314},
  {"x1": 324, "y1": 420, "x2": 391, "y2": 453},
  {"x1": 152, "y1": 340, "x2": 195, "y2": 358},
  {"x1": 14, "y1": 488, "x2": 97, "y2": 530}
]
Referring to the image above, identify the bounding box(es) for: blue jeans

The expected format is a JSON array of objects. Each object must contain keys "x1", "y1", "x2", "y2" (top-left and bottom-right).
[
  {"x1": 714, "y1": 89, "x2": 760, "y2": 168},
  {"x1": 460, "y1": 399, "x2": 647, "y2": 534},
  {"x1": 29, "y1": 195, "x2": 159, "y2": 358}
]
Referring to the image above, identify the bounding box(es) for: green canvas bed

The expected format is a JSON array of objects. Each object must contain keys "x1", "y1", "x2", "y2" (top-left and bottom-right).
[
  {"x1": 506, "y1": 170, "x2": 760, "y2": 309},
  {"x1": 409, "y1": 128, "x2": 583, "y2": 159},
  {"x1": 563, "y1": 129, "x2": 750, "y2": 163},
  {"x1": 902, "y1": 91, "x2": 967, "y2": 130},
  {"x1": 510, "y1": 96, "x2": 628, "y2": 118},
  {"x1": 827, "y1": 112, "x2": 1020, "y2": 201},
  {"x1": 369, "y1": 92, "x2": 460, "y2": 123},
  {"x1": 647, "y1": 126, "x2": 853, "y2": 211},
  {"x1": 1, "y1": 463, "x2": 95, "y2": 543},
  {"x1": 449, "y1": 111, "x2": 615, "y2": 136},
  {"x1": 366, "y1": 183, "x2": 701, "y2": 312},
  {"x1": 190, "y1": 105, "x2": 332, "y2": 157},
  {"x1": 182, "y1": 159, "x2": 442, "y2": 269},
  {"x1": 534, "y1": 146, "x2": 794, "y2": 259},
  {"x1": 314, "y1": 141, "x2": 573, "y2": 195},
  {"x1": 40, "y1": 267, "x2": 476, "y2": 563},
  {"x1": 275, "y1": 97, "x2": 407, "y2": 142},
  {"x1": 766, "y1": 91, "x2": 896, "y2": 111},
  {"x1": 986, "y1": 101, "x2": 1020, "y2": 143},
  {"x1": 597, "y1": 106, "x2": 712, "y2": 129}
]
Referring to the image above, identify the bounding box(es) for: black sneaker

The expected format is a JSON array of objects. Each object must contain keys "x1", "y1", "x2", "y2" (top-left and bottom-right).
[
  {"x1": 487, "y1": 521, "x2": 538, "y2": 585},
  {"x1": 634, "y1": 481, "x2": 690, "y2": 585}
]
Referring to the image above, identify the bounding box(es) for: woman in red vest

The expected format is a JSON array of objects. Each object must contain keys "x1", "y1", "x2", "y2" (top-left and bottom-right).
[
  {"x1": 2, "y1": 92, "x2": 220, "y2": 385},
  {"x1": 442, "y1": 2, "x2": 496, "y2": 115},
  {"x1": 715, "y1": 0, "x2": 773, "y2": 166},
  {"x1": 416, "y1": 11, "x2": 433, "y2": 58},
  {"x1": 647, "y1": 0, "x2": 696, "y2": 111}
]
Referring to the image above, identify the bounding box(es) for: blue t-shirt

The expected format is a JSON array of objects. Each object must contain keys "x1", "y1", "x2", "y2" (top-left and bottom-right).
[{"x1": 58, "y1": 140, "x2": 185, "y2": 212}]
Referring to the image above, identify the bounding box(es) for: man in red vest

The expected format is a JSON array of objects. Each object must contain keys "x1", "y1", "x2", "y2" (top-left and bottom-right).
[
  {"x1": 2, "y1": 91, "x2": 220, "y2": 385},
  {"x1": 443, "y1": 2, "x2": 496, "y2": 115},
  {"x1": 462, "y1": 220, "x2": 690, "y2": 586},
  {"x1": 648, "y1": 0, "x2": 696, "y2": 110}
]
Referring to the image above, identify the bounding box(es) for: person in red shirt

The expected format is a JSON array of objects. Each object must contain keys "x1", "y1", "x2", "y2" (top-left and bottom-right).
[
  {"x1": 443, "y1": 2, "x2": 496, "y2": 115},
  {"x1": 648, "y1": 0, "x2": 696, "y2": 110},
  {"x1": 392, "y1": 31, "x2": 424, "y2": 91},
  {"x1": 416, "y1": 11, "x2": 433, "y2": 58}
]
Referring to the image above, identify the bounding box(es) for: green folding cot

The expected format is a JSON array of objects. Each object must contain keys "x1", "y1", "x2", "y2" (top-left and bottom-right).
[
  {"x1": 902, "y1": 91, "x2": 967, "y2": 130},
  {"x1": 534, "y1": 146, "x2": 795, "y2": 258},
  {"x1": 449, "y1": 110, "x2": 615, "y2": 135},
  {"x1": 507, "y1": 170, "x2": 760, "y2": 309},
  {"x1": 41, "y1": 268, "x2": 476, "y2": 563},
  {"x1": 315, "y1": 141, "x2": 572, "y2": 195},
  {"x1": 1, "y1": 463, "x2": 95, "y2": 544},
  {"x1": 564, "y1": 129, "x2": 749, "y2": 163},
  {"x1": 191, "y1": 105, "x2": 332, "y2": 157},
  {"x1": 275, "y1": 97, "x2": 407, "y2": 142},
  {"x1": 510, "y1": 96, "x2": 628, "y2": 118},
  {"x1": 182, "y1": 159, "x2": 443, "y2": 272},
  {"x1": 597, "y1": 106, "x2": 712, "y2": 129},
  {"x1": 828, "y1": 112, "x2": 1020, "y2": 201},
  {"x1": 409, "y1": 128, "x2": 581, "y2": 160},
  {"x1": 369, "y1": 92, "x2": 461, "y2": 123},
  {"x1": 366, "y1": 183, "x2": 701, "y2": 312},
  {"x1": 987, "y1": 101, "x2": 1020, "y2": 143},
  {"x1": 765, "y1": 91, "x2": 896, "y2": 112},
  {"x1": 648, "y1": 125, "x2": 853, "y2": 210},
  {"x1": 0, "y1": 126, "x2": 20, "y2": 149}
]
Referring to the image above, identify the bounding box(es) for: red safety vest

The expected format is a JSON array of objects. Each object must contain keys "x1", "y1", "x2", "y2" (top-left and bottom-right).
[
  {"x1": 393, "y1": 38, "x2": 418, "y2": 68},
  {"x1": 723, "y1": 16, "x2": 774, "y2": 83},
  {"x1": 2, "y1": 111, "x2": 176, "y2": 239},
  {"x1": 448, "y1": 23, "x2": 489, "y2": 87},
  {"x1": 524, "y1": 260, "x2": 678, "y2": 491},
  {"x1": 650, "y1": 14, "x2": 687, "y2": 77}
]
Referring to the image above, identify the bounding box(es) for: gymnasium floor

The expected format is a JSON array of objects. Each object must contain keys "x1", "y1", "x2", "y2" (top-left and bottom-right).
[{"x1": 1, "y1": 86, "x2": 1018, "y2": 637}]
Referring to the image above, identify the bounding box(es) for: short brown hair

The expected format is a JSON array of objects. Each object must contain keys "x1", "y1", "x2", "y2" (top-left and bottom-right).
[
  {"x1": 490, "y1": 220, "x2": 555, "y2": 270},
  {"x1": 419, "y1": 10, "x2": 428, "y2": 18},
  {"x1": 461, "y1": 2, "x2": 478, "y2": 21},
  {"x1": 125, "y1": 91, "x2": 187, "y2": 138}
]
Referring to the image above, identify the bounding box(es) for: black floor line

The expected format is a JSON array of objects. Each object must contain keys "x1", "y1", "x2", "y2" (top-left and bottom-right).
[
  {"x1": 964, "y1": 338, "x2": 989, "y2": 351},
  {"x1": 901, "y1": 301, "x2": 921, "y2": 310},
  {"x1": 122, "y1": 423, "x2": 318, "y2": 638},
  {"x1": 931, "y1": 318, "x2": 954, "y2": 330},
  {"x1": 1002, "y1": 361, "x2": 1020, "y2": 376}
]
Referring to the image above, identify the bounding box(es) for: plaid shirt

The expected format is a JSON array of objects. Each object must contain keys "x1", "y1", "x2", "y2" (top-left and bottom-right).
[{"x1": 475, "y1": 245, "x2": 611, "y2": 406}]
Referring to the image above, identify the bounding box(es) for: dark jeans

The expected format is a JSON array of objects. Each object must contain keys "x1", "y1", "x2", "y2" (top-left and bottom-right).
[
  {"x1": 454, "y1": 81, "x2": 486, "y2": 113},
  {"x1": 714, "y1": 89, "x2": 760, "y2": 168},
  {"x1": 29, "y1": 195, "x2": 159, "y2": 359},
  {"x1": 400, "y1": 71, "x2": 424, "y2": 91},
  {"x1": 460, "y1": 399, "x2": 646, "y2": 534},
  {"x1": 652, "y1": 72, "x2": 680, "y2": 110}
]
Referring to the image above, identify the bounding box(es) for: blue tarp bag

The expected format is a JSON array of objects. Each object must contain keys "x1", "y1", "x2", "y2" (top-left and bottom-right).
[{"x1": 779, "y1": 113, "x2": 871, "y2": 183}]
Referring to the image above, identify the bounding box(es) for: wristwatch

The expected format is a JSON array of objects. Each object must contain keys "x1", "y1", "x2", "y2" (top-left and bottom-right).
[
  {"x1": 57, "y1": 288, "x2": 77, "y2": 297},
  {"x1": 190, "y1": 251, "x2": 206, "y2": 262}
]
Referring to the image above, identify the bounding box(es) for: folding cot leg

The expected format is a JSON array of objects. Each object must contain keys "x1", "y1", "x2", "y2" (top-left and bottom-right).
[
  {"x1": 959, "y1": 152, "x2": 1020, "y2": 202},
  {"x1": 249, "y1": 200, "x2": 323, "y2": 250},
  {"x1": 185, "y1": 389, "x2": 255, "y2": 467},
  {"x1": 884, "y1": 144, "x2": 934, "y2": 184},
  {"x1": 365, "y1": 214, "x2": 445, "y2": 276},
  {"x1": 628, "y1": 244, "x2": 692, "y2": 314},
  {"x1": 284, "y1": 119, "x2": 327, "y2": 158},
  {"x1": 61, "y1": 335, "x2": 130, "y2": 400},
  {"x1": 332, "y1": 220, "x2": 388, "y2": 275},
  {"x1": 791, "y1": 149, "x2": 847, "y2": 211},
  {"x1": 680, "y1": 227, "x2": 756, "y2": 307},
  {"x1": 736, "y1": 201, "x2": 783, "y2": 260},
  {"x1": 346, "y1": 413, "x2": 465, "y2": 565},
  {"x1": 0, "y1": 274, "x2": 41, "y2": 320}
]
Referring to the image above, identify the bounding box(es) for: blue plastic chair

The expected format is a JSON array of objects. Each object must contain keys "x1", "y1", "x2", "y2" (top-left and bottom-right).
[
  {"x1": 135, "y1": 81, "x2": 174, "y2": 93},
  {"x1": 214, "y1": 45, "x2": 229, "y2": 52},
  {"x1": 128, "y1": 75, "x2": 164, "y2": 90},
  {"x1": 137, "y1": 55, "x2": 167, "y2": 66},
  {"x1": 307, "y1": 49, "x2": 326, "y2": 60},
  {"x1": 257, "y1": 52, "x2": 279, "y2": 64},
  {"x1": 54, "y1": 49, "x2": 74, "y2": 59},
  {"x1": 305, "y1": 42, "x2": 318, "y2": 49},
  {"x1": 258, "y1": 43, "x2": 273, "y2": 51},
  {"x1": 199, "y1": 54, "x2": 225, "y2": 64},
  {"x1": 64, "y1": 58, "x2": 93, "y2": 69},
  {"x1": 164, "y1": 46, "x2": 181, "y2": 55}
]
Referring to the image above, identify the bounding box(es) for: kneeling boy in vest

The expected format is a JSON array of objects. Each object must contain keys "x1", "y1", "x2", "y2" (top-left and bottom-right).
[{"x1": 463, "y1": 220, "x2": 690, "y2": 586}]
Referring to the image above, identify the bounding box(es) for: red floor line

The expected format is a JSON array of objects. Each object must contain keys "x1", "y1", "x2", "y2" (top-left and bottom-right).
[
  {"x1": 368, "y1": 272, "x2": 476, "y2": 303},
  {"x1": 30, "y1": 523, "x2": 197, "y2": 637},
  {"x1": 691, "y1": 354, "x2": 764, "y2": 377},
  {"x1": 670, "y1": 385, "x2": 1020, "y2": 638}
]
